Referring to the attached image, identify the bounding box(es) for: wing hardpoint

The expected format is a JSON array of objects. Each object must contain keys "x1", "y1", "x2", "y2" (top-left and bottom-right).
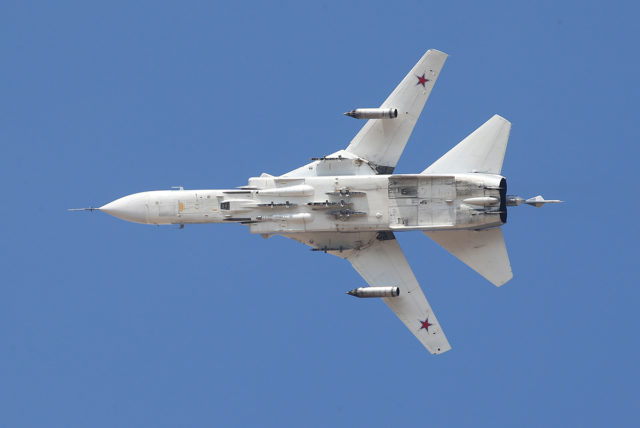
[
  {"x1": 346, "y1": 50, "x2": 448, "y2": 173},
  {"x1": 281, "y1": 232, "x2": 451, "y2": 354}
]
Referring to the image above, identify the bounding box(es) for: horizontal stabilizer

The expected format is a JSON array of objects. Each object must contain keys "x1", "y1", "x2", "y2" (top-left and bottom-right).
[
  {"x1": 424, "y1": 115, "x2": 511, "y2": 174},
  {"x1": 424, "y1": 228, "x2": 513, "y2": 286}
]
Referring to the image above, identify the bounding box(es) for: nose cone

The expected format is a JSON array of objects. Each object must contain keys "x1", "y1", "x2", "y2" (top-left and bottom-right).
[{"x1": 100, "y1": 193, "x2": 149, "y2": 224}]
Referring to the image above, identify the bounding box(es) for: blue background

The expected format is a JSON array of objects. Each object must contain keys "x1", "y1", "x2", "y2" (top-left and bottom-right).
[{"x1": 2, "y1": 1, "x2": 638, "y2": 426}]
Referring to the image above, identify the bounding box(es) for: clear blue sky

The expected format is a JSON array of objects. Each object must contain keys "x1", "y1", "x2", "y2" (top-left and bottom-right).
[{"x1": 2, "y1": 1, "x2": 638, "y2": 427}]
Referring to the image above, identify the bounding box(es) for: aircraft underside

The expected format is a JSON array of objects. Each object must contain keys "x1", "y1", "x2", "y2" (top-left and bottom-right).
[
  {"x1": 72, "y1": 48, "x2": 561, "y2": 354},
  {"x1": 135, "y1": 172, "x2": 506, "y2": 235}
]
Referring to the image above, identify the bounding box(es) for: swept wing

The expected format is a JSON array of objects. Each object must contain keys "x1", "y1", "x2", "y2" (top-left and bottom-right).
[
  {"x1": 346, "y1": 49, "x2": 448, "y2": 173},
  {"x1": 283, "y1": 49, "x2": 448, "y2": 177},
  {"x1": 281, "y1": 232, "x2": 451, "y2": 354}
]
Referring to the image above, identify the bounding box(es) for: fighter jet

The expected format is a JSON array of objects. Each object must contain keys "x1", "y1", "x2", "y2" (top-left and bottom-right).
[{"x1": 71, "y1": 49, "x2": 561, "y2": 354}]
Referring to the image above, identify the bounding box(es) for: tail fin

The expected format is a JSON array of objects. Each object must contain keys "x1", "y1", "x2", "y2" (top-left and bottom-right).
[
  {"x1": 424, "y1": 228, "x2": 513, "y2": 286},
  {"x1": 423, "y1": 115, "x2": 511, "y2": 174}
]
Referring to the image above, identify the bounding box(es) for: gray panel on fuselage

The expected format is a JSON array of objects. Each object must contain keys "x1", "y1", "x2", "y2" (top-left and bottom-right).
[
  {"x1": 157, "y1": 200, "x2": 178, "y2": 217},
  {"x1": 177, "y1": 192, "x2": 221, "y2": 223},
  {"x1": 388, "y1": 175, "x2": 456, "y2": 228}
]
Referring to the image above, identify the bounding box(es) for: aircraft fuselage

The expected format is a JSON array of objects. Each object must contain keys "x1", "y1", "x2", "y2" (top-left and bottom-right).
[{"x1": 100, "y1": 173, "x2": 507, "y2": 234}]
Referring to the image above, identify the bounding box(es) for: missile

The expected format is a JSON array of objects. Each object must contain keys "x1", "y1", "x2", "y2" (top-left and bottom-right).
[
  {"x1": 346, "y1": 286, "x2": 400, "y2": 298},
  {"x1": 506, "y1": 195, "x2": 564, "y2": 207},
  {"x1": 344, "y1": 108, "x2": 398, "y2": 119},
  {"x1": 524, "y1": 195, "x2": 564, "y2": 208},
  {"x1": 257, "y1": 184, "x2": 314, "y2": 197},
  {"x1": 255, "y1": 213, "x2": 312, "y2": 222}
]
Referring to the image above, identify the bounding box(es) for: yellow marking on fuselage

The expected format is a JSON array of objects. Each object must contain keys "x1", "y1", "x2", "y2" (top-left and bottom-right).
[{"x1": 179, "y1": 202, "x2": 184, "y2": 212}]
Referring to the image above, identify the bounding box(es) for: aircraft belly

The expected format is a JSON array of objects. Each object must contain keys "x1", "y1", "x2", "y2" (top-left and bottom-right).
[
  {"x1": 388, "y1": 175, "x2": 456, "y2": 228},
  {"x1": 240, "y1": 173, "x2": 506, "y2": 233},
  {"x1": 419, "y1": 200, "x2": 455, "y2": 226},
  {"x1": 142, "y1": 190, "x2": 227, "y2": 225},
  {"x1": 248, "y1": 175, "x2": 390, "y2": 234}
]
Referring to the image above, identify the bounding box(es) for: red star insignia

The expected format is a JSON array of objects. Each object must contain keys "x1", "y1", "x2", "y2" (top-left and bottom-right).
[
  {"x1": 419, "y1": 318, "x2": 432, "y2": 332},
  {"x1": 416, "y1": 73, "x2": 429, "y2": 87}
]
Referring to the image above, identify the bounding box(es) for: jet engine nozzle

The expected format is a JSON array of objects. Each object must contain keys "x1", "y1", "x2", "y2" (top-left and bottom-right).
[
  {"x1": 346, "y1": 286, "x2": 400, "y2": 298},
  {"x1": 344, "y1": 108, "x2": 398, "y2": 119}
]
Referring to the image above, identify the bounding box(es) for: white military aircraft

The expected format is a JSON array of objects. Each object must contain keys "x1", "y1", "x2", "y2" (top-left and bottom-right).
[{"x1": 72, "y1": 49, "x2": 561, "y2": 354}]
